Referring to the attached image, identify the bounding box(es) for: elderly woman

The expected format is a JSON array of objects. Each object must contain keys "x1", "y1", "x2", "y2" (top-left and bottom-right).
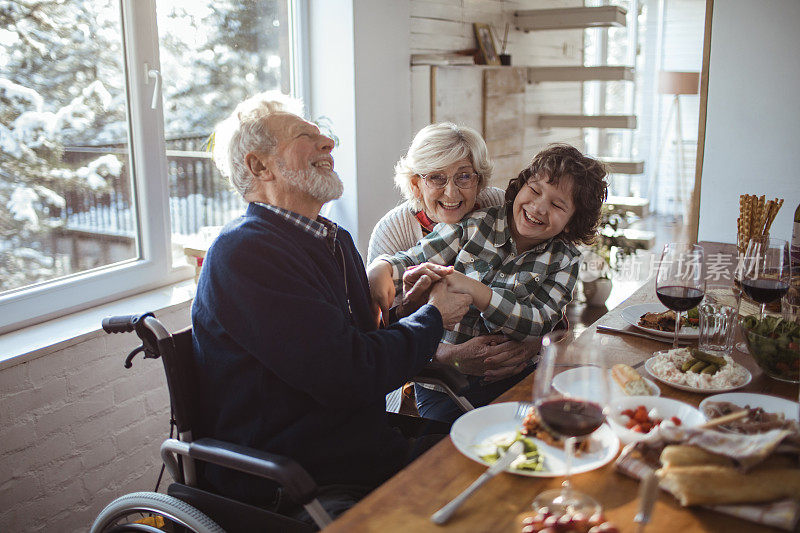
[{"x1": 367, "y1": 122, "x2": 537, "y2": 423}]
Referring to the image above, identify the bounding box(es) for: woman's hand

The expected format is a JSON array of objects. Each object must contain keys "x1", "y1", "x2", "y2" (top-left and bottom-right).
[
  {"x1": 435, "y1": 335, "x2": 541, "y2": 380},
  {"x1": 366, "y1": 260, "x2": 396, "y2": 326}
]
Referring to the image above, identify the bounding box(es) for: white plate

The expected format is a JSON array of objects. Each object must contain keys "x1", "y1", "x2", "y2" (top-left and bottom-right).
[
  {"x1": 450, "y1": 402, "x2": 619, "y2": 478},
  {"x1": 699, "y1": 392, "x2": 800, "y2": 421},
  {"x1": 644, "y1": 356, "x2": 752, "y2": 394},
  {"x1": 608, "y1": 396, "x2": 706, "y2": 444},
  {"x1": 621, "y1": 303, "x2": 699, "y2": 339},
  {"x1": 553, "y1": 367, "x2": 661, "y2": 399}
]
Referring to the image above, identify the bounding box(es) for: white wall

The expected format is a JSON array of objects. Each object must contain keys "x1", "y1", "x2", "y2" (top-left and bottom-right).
[
  {"x1": 311, "y1": 0, "x2": 411, "y2": 254},
  {"x1": 698, "y1": 0, "x2": 800, "y2": 244}
]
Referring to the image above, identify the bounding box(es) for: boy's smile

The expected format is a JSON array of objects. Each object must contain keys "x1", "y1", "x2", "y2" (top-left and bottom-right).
[{"x1": 511, "y1": 175, "x2": 575, "y2": 252}]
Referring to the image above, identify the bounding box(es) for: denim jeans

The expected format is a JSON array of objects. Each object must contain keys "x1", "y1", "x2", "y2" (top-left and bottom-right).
[{"x1": 415, "y1": 363, "x2": 535, "y2": 424}]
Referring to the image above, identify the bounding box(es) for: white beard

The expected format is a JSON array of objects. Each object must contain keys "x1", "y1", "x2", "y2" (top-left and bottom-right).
[{"x1": 276, "y1": 158, "x2": 344, "y2": 204}]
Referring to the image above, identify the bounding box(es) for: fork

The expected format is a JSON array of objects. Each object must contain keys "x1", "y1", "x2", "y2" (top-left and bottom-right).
[{"x1": 515, "y1": 401, "x2": 533, "y2": 421}]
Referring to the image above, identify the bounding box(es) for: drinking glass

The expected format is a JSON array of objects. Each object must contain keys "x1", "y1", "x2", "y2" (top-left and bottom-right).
[
  {"x1": 741, "y1": 237, "x2": 791, "y2": 320},
  {"x1": 530, "y1": 330, "x2": 609, "y2": 516},
  {"x1": 655, "y1": 243, "x2": 706, "y2": 348}
]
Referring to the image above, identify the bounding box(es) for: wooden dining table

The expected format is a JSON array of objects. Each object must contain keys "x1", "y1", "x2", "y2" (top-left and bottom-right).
[{"x1": 325, "y1": 242, "x2": 798, "y2": 532}]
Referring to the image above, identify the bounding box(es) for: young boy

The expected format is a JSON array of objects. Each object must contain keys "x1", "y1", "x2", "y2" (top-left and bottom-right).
[{"x1": 368, "y1": 144, "x2": 608, "y2": 345}]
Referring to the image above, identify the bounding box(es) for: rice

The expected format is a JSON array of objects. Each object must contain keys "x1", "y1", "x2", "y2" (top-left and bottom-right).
[{"x1": 648, "y1": 348, "x2": 749, "y2": 389}]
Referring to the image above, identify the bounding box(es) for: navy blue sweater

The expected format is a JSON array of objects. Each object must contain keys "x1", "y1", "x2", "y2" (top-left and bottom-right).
[{"x1": 191, "y1": 204, "x2": 443, "y2": 505}]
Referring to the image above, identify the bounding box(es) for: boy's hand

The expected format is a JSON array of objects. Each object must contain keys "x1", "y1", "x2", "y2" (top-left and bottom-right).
[
  {"x1": 397, "y1": 263, "x2": 454, "y2": 318},
  {"x1": 445, "y1": 270, "x2": 492, "y2": 311}
]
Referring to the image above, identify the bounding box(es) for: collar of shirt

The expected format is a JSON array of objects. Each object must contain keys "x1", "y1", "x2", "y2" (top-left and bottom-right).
[
  {"x1": 254, "y1": 202, "x2": 338, "y2": 253},
  {"x1": 414, "y1": 202, "x2": 483, "y2": 235},
  {"x1": 491, "y1": 204, "x2": 550, "y2": 255}
]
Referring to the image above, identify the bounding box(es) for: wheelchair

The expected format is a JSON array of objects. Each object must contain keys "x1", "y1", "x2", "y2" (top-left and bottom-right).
[{"x1": 90, "y1": 313, "x2": 471, "y2": 533}]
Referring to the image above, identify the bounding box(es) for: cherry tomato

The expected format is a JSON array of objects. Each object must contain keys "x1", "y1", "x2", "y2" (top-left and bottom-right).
[{"x1": 670, "y1": 416, "x2": 682, "y2": 425}]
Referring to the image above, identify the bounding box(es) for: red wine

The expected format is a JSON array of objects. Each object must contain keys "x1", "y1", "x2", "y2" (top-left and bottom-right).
[
  {"x1": 741, "y1": 279, "x2": 790, "y2": 304},
  {"x1": 537, "y1": 399, "x2": 605, "y2": 437},
  {"x1": 656, "y1": 286, "x2": 704, "y2": 312}
]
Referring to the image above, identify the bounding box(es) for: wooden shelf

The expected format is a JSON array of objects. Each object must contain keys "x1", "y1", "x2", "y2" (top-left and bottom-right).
[
  {"x1": 531, "y1": 114, "x2": 637, "y2": 129},
  {"x1": 515, "y1": 6, "x2": 627, "y2": 31},
  {"x1": 604, "y1": 195, "x2": 649, "y2": 217},
  {"x1": 600, "y1": 158, "x2": 645, "y2": 174},
  {"x1": 527, "y1": 66, "x2": 634, "y2": 83}
]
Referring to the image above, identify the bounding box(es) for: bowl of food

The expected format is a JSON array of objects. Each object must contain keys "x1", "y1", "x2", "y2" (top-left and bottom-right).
[
  {"x1": 740, "y1": 315, "x2": 800, "y2": 383},
  {"x1": 607, "y1": 396, "x2": 705, "y2": 445}
]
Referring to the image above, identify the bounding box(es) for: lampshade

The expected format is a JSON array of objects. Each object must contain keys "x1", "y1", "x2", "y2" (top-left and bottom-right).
[{"x1": 658, "y1": 71, "x2": 700, "y2": 95}]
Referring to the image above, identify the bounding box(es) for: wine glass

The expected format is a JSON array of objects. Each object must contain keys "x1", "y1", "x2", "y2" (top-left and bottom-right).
[
  {"x1": 741, "y1": 236, "x2": 791, "y2": 320},
  {"x1": 530, "y1": 330, "x2": 609, "y2": 516},
  {"x1": 655, "y1": 243, "x2": 705, "y2": 348}
]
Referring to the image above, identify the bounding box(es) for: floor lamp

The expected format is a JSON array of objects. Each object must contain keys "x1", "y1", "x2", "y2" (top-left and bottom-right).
[{"x1": 651, "y1": 71, "x2": 699, "y2": 219}]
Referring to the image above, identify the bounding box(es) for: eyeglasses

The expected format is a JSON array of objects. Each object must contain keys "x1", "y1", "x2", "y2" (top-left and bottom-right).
[{"x1": 419, "y1": 171, "x2": 480, "y2": 190}]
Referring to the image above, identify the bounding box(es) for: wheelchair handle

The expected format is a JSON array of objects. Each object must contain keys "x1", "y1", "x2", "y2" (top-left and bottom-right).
[{"x1": 102, "y1": 313, "x2": 155, "y2": 334}]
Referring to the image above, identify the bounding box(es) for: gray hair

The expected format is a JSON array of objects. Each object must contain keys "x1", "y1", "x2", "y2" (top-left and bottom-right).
[
  {"x1": 212, "y1": 91, "x2": 305, "y2": 197},
  {"x1": 394, "y1": 122, "x2": 493, "y2": 210}
]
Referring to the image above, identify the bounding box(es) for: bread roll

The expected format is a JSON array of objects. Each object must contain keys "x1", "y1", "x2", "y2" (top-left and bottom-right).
[
  {"x1": 656, "y1": 465, "x2": 800, "y2": 506},
  {"x1": 611, "y1": 364, "x2": 653, "y2": 396},
  {"x1": 659, "y1": 445, "x2": 731, "y2": 468}
]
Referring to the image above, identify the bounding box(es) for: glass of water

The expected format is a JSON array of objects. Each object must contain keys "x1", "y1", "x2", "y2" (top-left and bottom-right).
[{"x1": 698, "y1": 294, "x2": 738, "y2": 355}]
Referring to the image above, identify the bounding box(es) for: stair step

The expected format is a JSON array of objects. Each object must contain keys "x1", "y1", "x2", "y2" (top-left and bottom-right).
[
  {"x1": 531, "y1": 114, "x2": 637, "y2": 129},
  {"x1": 515, "y1": 6, "x2": 627, "y2": 31},
  {"x1": 620, "y1": 228, "x2": 656, "y2": 249},
  {"x1": 600, "y1": 159, "x2": 645, "y2": 174},
  {"x1": 604, "y1": 195, "x2": 649, "y2": 217},
  {"x1": 527, "y1": 66, "x2": 635, "y2": 83}
]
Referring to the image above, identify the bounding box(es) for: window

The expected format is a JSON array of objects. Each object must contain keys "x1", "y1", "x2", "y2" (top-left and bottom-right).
[{"x1": 0, "y1": 0, "x2": 302, "y2": 334}]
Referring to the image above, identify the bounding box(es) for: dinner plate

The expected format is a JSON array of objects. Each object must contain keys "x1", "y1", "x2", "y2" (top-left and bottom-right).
[
  {"x1": 450, "y1": 402, "x2": 619, "y2": 478},
  {"x1": 699, "y1": 392, "x2": 800, "y2": 421},
  {"x1": 621, "y1": 303, "x2": 700, "y2": 339},
  {"x1": 553, "y1": 367, "x2": 661, "y2": 398},
  {"x1": 644, "y1": 356, "x2": 752, "y2": 394}
]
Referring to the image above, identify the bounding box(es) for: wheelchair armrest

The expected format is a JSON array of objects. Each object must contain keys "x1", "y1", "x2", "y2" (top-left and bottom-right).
[
  {"x1": 187, "y1": 438, "x2": 318, "y2": 505},
  {"x1": 413, "y1": 360, "x2": 469, "y2": 395}
]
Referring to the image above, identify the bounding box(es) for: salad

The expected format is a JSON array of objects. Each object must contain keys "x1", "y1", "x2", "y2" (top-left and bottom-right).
[
  {"x1": 741, "y1": 315, "x2": 800, "y2": 380},
  {"x1": 477, "y1": 431, "x2": 545, "y2": 472}
]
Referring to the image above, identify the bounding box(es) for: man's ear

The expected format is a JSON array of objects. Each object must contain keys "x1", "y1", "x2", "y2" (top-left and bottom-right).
[{"x1": 245, "y1": 152, "x2": 274, "y2": 181}]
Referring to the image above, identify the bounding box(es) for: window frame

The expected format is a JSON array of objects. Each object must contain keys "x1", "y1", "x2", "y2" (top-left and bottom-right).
[{"x1": 0, "y1": 0, "x2": 305, "y2": 335}]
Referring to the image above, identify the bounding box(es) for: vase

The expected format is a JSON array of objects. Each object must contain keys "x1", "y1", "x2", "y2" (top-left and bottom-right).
[{"x1": 583, "y1": 278, "x2": 613, "y2": 307}]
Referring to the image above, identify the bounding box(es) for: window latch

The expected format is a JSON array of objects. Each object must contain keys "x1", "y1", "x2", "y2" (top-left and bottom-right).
[{"x1": 144, "y1": 63, "x2": 162, "y2": 110}]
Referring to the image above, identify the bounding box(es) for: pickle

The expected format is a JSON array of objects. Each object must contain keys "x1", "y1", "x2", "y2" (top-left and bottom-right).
[
  {"x1": 680, "y1": 359, "x2": 698, "y2": 372},
  {"x1": 689, "y1": 361, "x2": 708, "y2": 373},
  {"x1": 690, "y1": 348, "x2": 727, "y2": 367},
  {"x1": 701, "y1": 363, "x2": 719, "y2": 375}
]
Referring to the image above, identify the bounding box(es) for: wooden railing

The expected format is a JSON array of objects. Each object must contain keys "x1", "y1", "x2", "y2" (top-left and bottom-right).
[{"x1": 61, "y1": 135, "x2": 244, "y2": 238}]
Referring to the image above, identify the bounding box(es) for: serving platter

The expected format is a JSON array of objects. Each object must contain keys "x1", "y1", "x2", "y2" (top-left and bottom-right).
[
  {"x1": 621, "y1": 303, "x2": 700, "y2": 339},
  {"x1": 450, "y1": 402, "x2": 619, "y2": 478},
  {"x1": 644, "y1": 356, "x2": 752, "y2": 394},
  {"x1": 699, "y1": 392, "x2": 800, "y2": 421}
]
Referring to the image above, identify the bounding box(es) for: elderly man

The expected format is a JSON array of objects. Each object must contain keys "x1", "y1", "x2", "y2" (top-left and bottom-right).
[{"x1": 191, "y1": 91, "x2": 471, "y2": 519}]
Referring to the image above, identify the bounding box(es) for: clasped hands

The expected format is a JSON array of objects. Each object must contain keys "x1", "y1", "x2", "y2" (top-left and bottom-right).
[{"x1": 366, "y1": 261, "x2": 538, "y2": 381}]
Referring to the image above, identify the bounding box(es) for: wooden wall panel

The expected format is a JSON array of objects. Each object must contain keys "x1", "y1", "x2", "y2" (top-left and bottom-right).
[{"x1": 431, "y1": 66, "x2": 483, "y2": 132}]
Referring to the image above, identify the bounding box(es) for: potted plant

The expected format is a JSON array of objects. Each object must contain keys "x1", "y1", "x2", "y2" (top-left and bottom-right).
[{"x1": 580, "y1": 207, "x2": 644, "y2": 306}]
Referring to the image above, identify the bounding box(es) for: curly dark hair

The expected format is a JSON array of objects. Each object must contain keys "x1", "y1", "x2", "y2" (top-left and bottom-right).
[{"x1": 504, "y1": 144, "x2": 608, "y2": 245}]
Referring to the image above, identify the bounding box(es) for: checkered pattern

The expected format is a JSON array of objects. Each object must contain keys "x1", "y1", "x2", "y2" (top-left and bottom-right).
[
  {"x1": 255, "y1": 202, "x2": 338, "y2": 253},
  {"x1": 378, "y1": 205, "x2": 580, "y2": 343}
]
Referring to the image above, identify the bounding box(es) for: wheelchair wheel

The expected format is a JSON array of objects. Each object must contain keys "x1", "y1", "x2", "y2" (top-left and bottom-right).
[{"x1": 91, "y1": 491, "x2": 225, "y2": 533}]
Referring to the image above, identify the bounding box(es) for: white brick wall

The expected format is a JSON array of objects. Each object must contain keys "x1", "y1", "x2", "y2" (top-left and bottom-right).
[{"x1": 0, "y1": 303, "x2": 191, "y2": 532}]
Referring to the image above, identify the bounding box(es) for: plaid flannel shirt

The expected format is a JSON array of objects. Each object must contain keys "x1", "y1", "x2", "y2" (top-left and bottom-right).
[{"x1": 377, "y1": 205, "x2": 580, "y2": 344}]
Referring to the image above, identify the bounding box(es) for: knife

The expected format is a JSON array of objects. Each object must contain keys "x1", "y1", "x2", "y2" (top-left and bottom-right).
[
  {"x1": 596, "y1": 325, "x2": 692, "y2": 345},
  {"x1": 431, "y1": 440, "x2": 525, "y2": 525},
  {"x1": 634, "y1": 471, "x2": 659, "y2": 532}
]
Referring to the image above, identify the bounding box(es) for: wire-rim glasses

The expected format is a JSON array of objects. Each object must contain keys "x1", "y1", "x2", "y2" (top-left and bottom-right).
[{"x1": 419, "y1": 172, "x2": 480, "y2": 190}]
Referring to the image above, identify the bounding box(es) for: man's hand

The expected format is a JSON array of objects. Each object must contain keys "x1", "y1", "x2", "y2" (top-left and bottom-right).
[
  {"x1": 366, "y1": 260, "x2": 396, "y2": 326},
  {"x1": 427, "y1": 280, "x2": 471, "y2": 329},
  {"x1": 397, "y1": 263, "x2": 454, "y2": 318}
]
